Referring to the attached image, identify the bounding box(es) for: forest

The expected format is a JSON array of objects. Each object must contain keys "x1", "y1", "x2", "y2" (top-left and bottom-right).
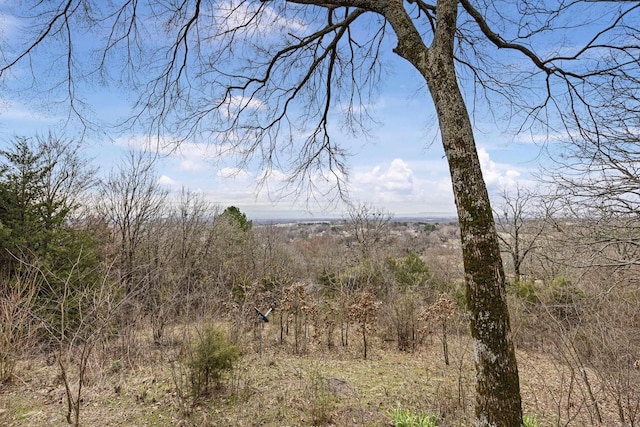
[{"x1": 1, "y1": 134, "x2": 638, "y2": 426}]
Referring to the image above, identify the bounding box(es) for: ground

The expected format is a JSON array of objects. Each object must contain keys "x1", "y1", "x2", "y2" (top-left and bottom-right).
[{"x1": 0, "y1": 321, "x2": 618, "y2": 426}]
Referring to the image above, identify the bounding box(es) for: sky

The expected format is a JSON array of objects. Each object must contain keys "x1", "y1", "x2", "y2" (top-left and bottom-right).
[{"x1": 0, "y1": 1, "x2": 556, "y2": 220}]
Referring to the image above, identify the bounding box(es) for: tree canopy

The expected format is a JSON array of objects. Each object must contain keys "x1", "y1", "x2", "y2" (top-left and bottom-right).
[
  {"x1": 0, "y1": 135, "x2": 96, "y2": 274},
  {"x1": 222, "y1": 206, "x2": 253, "y2": 233}
]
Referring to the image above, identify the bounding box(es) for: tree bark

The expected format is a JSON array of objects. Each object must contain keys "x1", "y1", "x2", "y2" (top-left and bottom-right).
[
  {"x1": 428, "y1": 61, "x2": 523, "y2": 425},
  {"x1": 387, "y1": 0, "x2": 523, "y2": 425}
]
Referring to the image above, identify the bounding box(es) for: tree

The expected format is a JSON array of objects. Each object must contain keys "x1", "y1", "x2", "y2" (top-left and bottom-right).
[
  {"x1": 388, "y1": 251, "x2": 432, "y2": 292},
  {"x1": 0, "y1": 135, "x2": 97, "y2": 277},
  {"x1": 221, "y1": 206, "x2": 252, "y2": 233},
  {"x1": 345, "y1": 203, "x2": 393, "y2": 262},
  {"x1": 97, "y1": 150, "x2": 168, "y2": 294},
  {"x1": 494, "y1": 186, "x2": 548, "y2": 282},
  {"x1": 348, "y1": 290, "x2": 381, "y2": 359},
  {"x1": 170, "y1": 189, "x2": 221, "y2": 313},
  {"x1": 545, "y1": 116, "x2": 640, "y2": 270},
  {"x1": 3, "y1": 1, "x2": 640, "y2": 425},
  {"x1": 0, "y1": 138, "x2": 50, "y2": 267},
  {"x1": 0, "y1": 135, "x2": 102, "y2": 345},
  {"x1": 214, "y1": 205, "x2": 258, "y2": 296},
  {"x1": 37, "y1": 133, "x2": 96, "y2": 215}
]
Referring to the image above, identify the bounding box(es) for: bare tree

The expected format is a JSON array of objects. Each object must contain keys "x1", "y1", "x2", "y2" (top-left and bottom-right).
[
  {"x1": 97, "y1": 150, "x2": 168, "y2": 294},
  {"x1": 546, "y1": 117, "x2": 640, "y2": 270},
  {"x1": 36, "y1": 133, "x2": 97, "y2": 226},
  {"x1": 170, "y1": 188, "x2": 221, "y2": 315},
  {"x1": 344, "y1": 203, "x2": 393, "y2": 262},
  {"x1": 494, "y1": 186, "x2": 549, "y2": 282},
  {"x1": 3, "y1": 1, "x2": 640, "y2": 424}
]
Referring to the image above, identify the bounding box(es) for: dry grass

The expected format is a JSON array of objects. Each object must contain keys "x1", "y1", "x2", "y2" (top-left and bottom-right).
[{"x1": 0, "y1": 320, "x2": 631, "y2": 426}]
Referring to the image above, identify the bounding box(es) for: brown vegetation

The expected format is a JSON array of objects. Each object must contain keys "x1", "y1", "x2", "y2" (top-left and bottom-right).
[
  {"x1": 0, "y1": 141, "x2": 637, "y2": 425},
  {"x1": 1, "y1": 213, "x2": 639, "y2": 426}
]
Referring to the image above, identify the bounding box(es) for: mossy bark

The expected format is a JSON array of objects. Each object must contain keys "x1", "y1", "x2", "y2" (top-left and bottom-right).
[
  {"x1": 427, "y1": 71, "x2": 523, "y2": 426},
  {"x1": 387, "y1": 0, "x2": 523, "y2": 425}
]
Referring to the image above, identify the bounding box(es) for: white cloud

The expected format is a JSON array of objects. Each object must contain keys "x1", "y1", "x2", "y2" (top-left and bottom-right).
[
  {"x1": 338, "y1": 97, "x2": 386, "y2": 118},
  {"x1": 179, "y1": 159, "x2": 205, "y2": 172},
  {"x1": 356, "y1": 158, "x2": 414, "y2": 196},
  {"x1": 477, "y1": 147, "x2": 521, "y2": 190},
  {"x1": 113, "y1": 135, "x2": 172, "y2": 154},
  {"x1": 194, "y1": 150, "x2": 534, "y2": 218},
  {"x1": 380, "y1": 159, "x2": 414, "y2": 194},
  {"x1": 214, "y1": 0, "x2": 306, "y2": 37},
  {"x1": 0, "y1": 12, "x2": 19, "y2": 39},
  {"x1": 158, "y1": 175, "x2": 177, "y2": 187},
  {"x1": 219, "y1": 95, "x2": 266, "y2": 119},
  {"x1": 113, "y1": 135, "x2": 231, "y2": 173},
  {"x1": 511, "y1": 130, "x2": 567, "y2": 145},
  {"x1": 351, "y1": 158, "x2": 455, "y2": 215},
  {"x1": 108, "y1": 136, "x2": 535, "y2": 219},
  {"x1": 348, "y1": 150, "x2": 534, "y2": 217},
  {"x1": 217, "y1": 167, "x2": 252, "y2": 179},
  {"x1": 256, "y1": 168, "x2": 288, "y2": 183},
  {"x1": 0, "y1": 99, "x2": 55, "y2": 122}
]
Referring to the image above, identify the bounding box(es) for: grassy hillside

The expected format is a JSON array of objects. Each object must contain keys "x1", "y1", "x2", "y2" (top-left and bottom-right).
[{"x1": 0, "y1": 318, "x2": 624, "y2": 426}]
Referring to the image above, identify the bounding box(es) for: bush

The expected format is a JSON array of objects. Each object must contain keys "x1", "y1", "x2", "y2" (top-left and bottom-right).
[
  {"x1": 306, "y1": 370, "x2": 338, "y2": 426},
  {"x1": 187, "y1": 326, "x2": 239, "y2": 399},
  {"x1": 509, "y1": 278, "x2": 540, "y2": 304},
  {"x1": 0, "y1": 277, "x2": 37, "y2": 383},
  {"x1": 546, "y1": 275, "x2": 584, "y2": 323},
  {"x1": 387, "y1": 251, "x2": 432, "y2": 292},
  {"x1": 388, "y1": 290, "x2": 421, "y2": 352}
]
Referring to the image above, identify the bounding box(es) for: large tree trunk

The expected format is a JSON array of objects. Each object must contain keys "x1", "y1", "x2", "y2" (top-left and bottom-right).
[
  {"x1": 387, "y1": 0, "x2": 523, "y2": 425},
  {"x1": 427, "y1": 59, "x2": 523, "y2": 426}
]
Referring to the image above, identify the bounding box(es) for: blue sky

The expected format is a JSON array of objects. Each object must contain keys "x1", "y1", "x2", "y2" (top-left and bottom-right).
[{"x1": 0, "y1": 2, "x2": 551, "y2": 220}]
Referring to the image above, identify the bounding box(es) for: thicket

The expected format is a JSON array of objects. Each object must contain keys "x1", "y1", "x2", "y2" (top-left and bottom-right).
[{"x1": 2, "y1": 135, "x2": 640, "y2": 425}]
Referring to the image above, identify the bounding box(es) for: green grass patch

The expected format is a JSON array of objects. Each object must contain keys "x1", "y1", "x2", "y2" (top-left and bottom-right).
[{"x1": 389, "y1": 406, "x2": 439, "y2": 427}]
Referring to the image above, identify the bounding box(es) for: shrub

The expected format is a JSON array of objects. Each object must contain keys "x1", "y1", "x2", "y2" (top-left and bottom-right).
[
  {"x1": 388, "y1": 290, "x2": 421, "y2": 352},
  {"x1": 387, "y1": 251, "x2": 432, "y2": 292},
  {"x1": 348, "y1": 291, "x2": 381, "y2": 359},
  {"x1": 187, "y1": 326, "x2": 239, "y2": 399},
  {"x1": 0, "y1": 277, "x2": 37, "y2": 383},
  {"x1": 546, "y1": 275, "x2": 584, "y2": 323},
  {"x1": 306, "y1": 370, "x2": 338, "y2": 426},
  {"x1": 509, "y1": 278, "x2": 540, "y2": 304}
]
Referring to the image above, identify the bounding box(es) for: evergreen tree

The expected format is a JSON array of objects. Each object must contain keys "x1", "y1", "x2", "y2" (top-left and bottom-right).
[
  {"x1": 0, "y1": 136, "x2": 99, "y2": 296},
  {"x1": 222, "y1": 206, "x2": 252, "y2": 233},
  {"x1": 0, "y1": 138, "x2": 51, "y2": 270}
]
